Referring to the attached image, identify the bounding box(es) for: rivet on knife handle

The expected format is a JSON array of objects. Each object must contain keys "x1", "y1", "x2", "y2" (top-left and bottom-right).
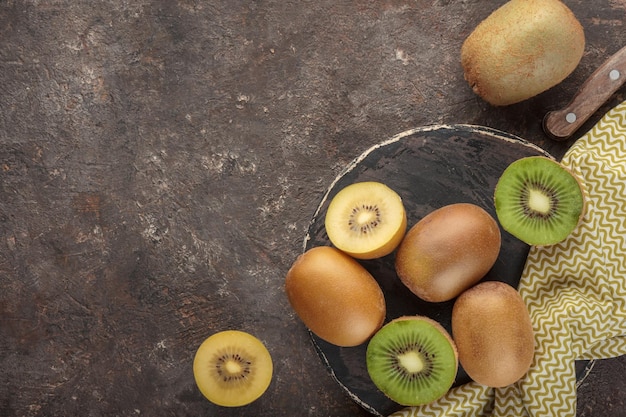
[{"x1": 544, "y1": 45, "x2": 626, "y2": 141}]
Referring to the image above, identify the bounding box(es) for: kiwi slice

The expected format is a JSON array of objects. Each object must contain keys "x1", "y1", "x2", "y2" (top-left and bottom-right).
[
  {"x1": 494, "y1": 156, "x2": 585, "y2": 246},
  {"x1": 193, "y1": 330, "x2": 273, "y2": 407},
  {"x1": 366, "y1": 316, "x2": 458, "y2": 406},
  {"x1": 324, "y1": 181, "x2": 407, "y2": 259}
]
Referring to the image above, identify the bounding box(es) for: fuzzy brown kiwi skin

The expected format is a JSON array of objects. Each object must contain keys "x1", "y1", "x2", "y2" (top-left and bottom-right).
[
  {"x1": 452, "y1": 281, "x2": 534, "y2": 388},
  {"x1": 395, "y1": 203, "x2": 501, "y2": 302},
  {"x1": 285, "y1": 246, "x2": 386, "y2": 347},
  {"x1": 461, "y1": 0, "x2": 585, "y2": 106}
]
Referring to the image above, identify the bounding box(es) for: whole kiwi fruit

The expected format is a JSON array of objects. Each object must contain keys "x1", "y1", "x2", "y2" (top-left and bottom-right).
[
  {"x1": 452, "y1": 281, "x2": 535, "y2": 388},
  {"x1": 395, "y1": 203, "x2": 501, "y2": 303},
  {"x1": 285, "y1": 246, "x2": 386, "y2": 347},
  {"x1": 461, "y1": 0, "x2": 585, "y2": 106}
]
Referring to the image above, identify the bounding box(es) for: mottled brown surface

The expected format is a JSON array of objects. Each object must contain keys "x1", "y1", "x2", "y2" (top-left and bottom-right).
[{"x1": 0, "y1": 1, "x2": 624, "y2": 416}]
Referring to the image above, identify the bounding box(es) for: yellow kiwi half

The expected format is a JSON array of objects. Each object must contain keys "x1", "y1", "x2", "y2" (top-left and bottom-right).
[
  {"x1": 325, "y1": 181, "x2": 407, "y2": 259},
  {"x1": 193, "y1": 330, "x2": 273, "y2": 407}
]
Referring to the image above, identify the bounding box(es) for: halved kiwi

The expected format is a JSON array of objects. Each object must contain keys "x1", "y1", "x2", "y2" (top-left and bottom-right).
[
  {"x1": 193, "y1": 330, "x2": 273, "y2": 407},
  {"x1": 494, "y1": 156, "x2": 585, "y2": 246},
  {"x1": 324, "y1": 181, "x2": 407, "y2": 259},
  {"x1": 365, "y1": 316, "x2": 458, "y2": 406}
]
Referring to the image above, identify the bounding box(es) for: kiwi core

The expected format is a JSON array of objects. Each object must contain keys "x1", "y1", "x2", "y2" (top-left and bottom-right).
[
  {"x1": 193, "y1": 330, "x2": 273, "y2": 407},
  {"x1": 494, "y1": 156, "x2": 585, "y2": 246},
  {"x1": 526, "y1": 186, "x2": 552, "y2": 217},
  {"x1": 211, "y1": 350, "x2": 256, "y2": 390},
  {"x1": 398, "y1": 350, "x2": 425, "y2": 374},
  {"x1": 366, "y1": 317, "x2": 458, "y2": 406},
  {"x1": 350, "y1": 204, "x2": 381, "y2": 234},
  {"x1": 217, "y1": 352, "x2": 249, "y2": 380}
]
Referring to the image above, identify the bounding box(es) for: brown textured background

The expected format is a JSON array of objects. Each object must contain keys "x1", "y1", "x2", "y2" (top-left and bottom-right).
[{"x1": 0, "y1": 1, "x2": 624, "y2": 416}]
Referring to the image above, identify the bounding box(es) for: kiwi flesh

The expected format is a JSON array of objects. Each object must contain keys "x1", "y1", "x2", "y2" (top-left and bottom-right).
[
  {"x1": 494, "y1": 156, "x2": 585, "y2": 246},
  {"x1": 193, "y1": 330, "x2": 273, "y2": 407},
  {"x1": 366, "y1": 316, "x2": 458, "y2": 406},
  {"x1": 325, "y1": 181, "x2": 407, "y2": 259}
]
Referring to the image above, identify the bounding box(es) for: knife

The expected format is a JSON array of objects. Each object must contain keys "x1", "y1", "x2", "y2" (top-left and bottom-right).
[{"x1": 543, "y1": 44, "x2": 626, "y2": 141}]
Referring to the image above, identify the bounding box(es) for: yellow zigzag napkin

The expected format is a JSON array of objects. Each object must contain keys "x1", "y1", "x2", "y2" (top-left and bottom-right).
[{"x1": 390, "y1": 100, "x2": 626, "y2": 417}]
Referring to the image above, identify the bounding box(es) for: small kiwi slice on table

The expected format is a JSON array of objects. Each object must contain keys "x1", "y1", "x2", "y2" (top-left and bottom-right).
[
  {"x1": 494, "y1": 156, "x2": 585, "y2": 246},
  {"x1": 193, "y1": 330, "x2": 273, "y2": 407},
  {"x1": 324, "y1": 181, "x2": 407, "y2": 259},
  {"x1": 366, "y1": 316, "x2": 458, "y2": 406}
]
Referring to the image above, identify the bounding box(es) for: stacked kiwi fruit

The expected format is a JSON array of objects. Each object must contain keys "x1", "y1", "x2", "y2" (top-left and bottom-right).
[{"x1": 285, "y1": 156, "x2": 586, "y2": 407}]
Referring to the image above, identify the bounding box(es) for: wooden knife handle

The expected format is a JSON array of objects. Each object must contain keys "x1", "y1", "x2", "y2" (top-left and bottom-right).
[{"x1": 544, "y1": 45, "x2": 626, "y2": 141}]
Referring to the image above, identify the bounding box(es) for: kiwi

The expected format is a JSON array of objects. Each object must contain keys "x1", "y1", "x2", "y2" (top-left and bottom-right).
[
  {"x1": 285, "y1": 246, "x2": 386, "y2": 347},
  {"x1": 395, "y1": 203, "x2": 501, "y2": 302},
  {"x1": 325, "y1": 181, "x2": 407, "y2": 259},
  {"x1": 452, "y1": 281, "x2": 535, "y2": 387},
  {"x1": 494, "y1": 156, "x2": 585, "y2": 246},
  {"x1": 366, "y1": 316, "x2": 458, "y2": 406},
  {"x1": 193, "y1": 330, "x2": 273, "y2": 407},
  {"x1": 461, "y1": 0, "x2": 585, "y2": 106}
]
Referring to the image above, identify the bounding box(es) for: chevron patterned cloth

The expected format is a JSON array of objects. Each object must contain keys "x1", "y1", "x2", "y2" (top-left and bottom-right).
[{"x1": 390, "y1": 100, "x2": 626, "y2": 417}]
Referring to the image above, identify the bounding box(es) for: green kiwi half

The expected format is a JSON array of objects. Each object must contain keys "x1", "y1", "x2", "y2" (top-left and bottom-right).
[
  {"x1": 494, "y1": 156, "x2": 585, "y2": 246},
  {"x1": 365, "y1": 316, "x2": 458, "y2": 406}
]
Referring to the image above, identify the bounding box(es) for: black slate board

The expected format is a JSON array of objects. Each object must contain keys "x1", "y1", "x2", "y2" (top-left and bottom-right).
[{"x1": 303, "y1": 125, "x2": 560, "y2": 416}]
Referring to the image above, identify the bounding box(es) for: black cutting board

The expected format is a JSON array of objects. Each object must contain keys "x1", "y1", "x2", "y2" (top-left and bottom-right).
[{"x1": 303, "y1": 125, "x2": 583, "y2": 416}]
